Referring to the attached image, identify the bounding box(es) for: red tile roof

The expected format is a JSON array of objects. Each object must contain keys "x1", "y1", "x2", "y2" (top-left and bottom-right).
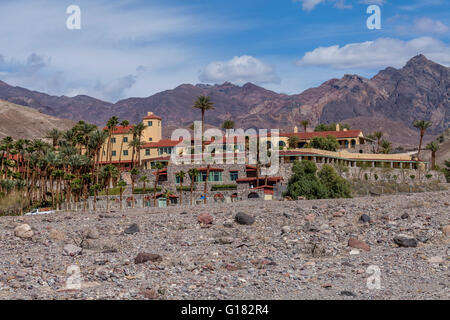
[
  {"x1": 143, "y1": 114, "x2": 162, "y2": 120},
  {"x1": 102, "y1": 125, "x2": 134, "y2": 134},
  {"x1": 142, "y1": 139, "x2": 181, "y2": 148},
  {"x1": 281, "y1": 130, "x2": 362, "y2": 139}
]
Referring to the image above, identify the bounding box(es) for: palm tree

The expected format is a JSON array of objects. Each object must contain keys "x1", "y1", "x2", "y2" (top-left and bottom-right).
[
  {"x1": 222, "y1": 120, "x2": 235, "y2": 130},
  {"x1": 117, "y1": 180, "x2": 127, "y2": 210},
  {"x1": 175, "y1": 171, "x2": 186, "y2": 205},
  {"x1": 193, "y1": 96, "x2": 214, "y2": 160},
  {"x1": 88, "y1": 130, "x2": 109, "y2": 182},
  {"x1": 90, "y1": 184, "x2": 102, "y2": 211},
  {"x1": 288, "y1": 136, "x2": 299, "y2": 149},
  {"x1": 153, "y1": 162, "x2": 164, "y2": 207},
  {"x1": 203, "y1": 165, "x2": 210, "y2": 204},
  {"x1": 188, "y1": 168, "x2": 198, "y2": 205},
  {"x1": 118, "y1": 120, "x2": 129, "y2": 167},
  {"x1": 99, "y1": 164, "x2": 119, "y2": 210},
  {"x1": 301, "y1": 120, "x2": 310, "y2": 134},
  {"x1": 139, "y1": 175, "x2": 148, "y2": 207},
  {"x1": 373, "y1": 131, "x2": 383, "y2": 153},
  {"x1": 45, "y1": 129, "x2": 62, "y2": 148},
  {"x1": 413, "y1": 120, "x2": 432, "y2": 161},
  {"x1": 130, "y1": 168, "x2": 139, "y2": 194},
  {"x1": 426, "y1": 141, "x2": 440, "y2": 170},
  {"x1": 380, "y1": 139, "x2": 392, "y2": 154},
  {"x1": 132, "y1": 122, "x2": 147, "y2": 167},
  {"x1": 128, "y1": 137, "x2": 141, "y2": 169},
  {"x1": 105, "y1": 116, "x2": 119, "y2": 164}
]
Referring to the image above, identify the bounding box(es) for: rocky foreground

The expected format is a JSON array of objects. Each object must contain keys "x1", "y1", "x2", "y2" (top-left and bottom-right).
[{"x1": 0, "y1": 191, "x2": 449, "y2": 300}]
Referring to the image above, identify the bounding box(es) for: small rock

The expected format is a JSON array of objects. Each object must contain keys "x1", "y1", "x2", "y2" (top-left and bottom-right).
[
  {"x1": 124, "y1": 223, "x2": 140, "y2": 234},
  {"x1": 180, "y1": 211, "x2": 188, "y2": 215},
  {"x1": 134, "y1": 252, "x2": 162, "y2": 264},
  {"x1": 48, "y1": 229, "x2": 66, "y2": 241},
  {"x1": 223, "y1": 220, "x2": 234, "y2": 228},
  {"x1": 14, "y1": 224, "x2": 33, "y2": 239},
  {"x1": 198, "y1": 213, "x2": 214, "y2": 225},
  {"x1": 359, "y1": 214, "x2": 371, "y2": 223},
  {"x1": 349, "y1": 249, "x2": 360, "y2": 255},
  {"x1": 305, "y1": 213, "x2": 316, "y2": 222},
  {"x1": 348, "y1": 238, "x2": 370, "y2": 252},
  {"x1": 140, "y1": 287, "x2": 159, "y2": 299},
  {"x1": 393, "y1": 237, "x2": 417, "y2": 248},
  {"x1": 281, "y1": 226, "x2": 291, "y2": 234},
  {"x1": 63, "y1": 244, "x2": 82, "y2": 256},
  {"x1": 84, "y1": 227, "x2": 100, "y2": 240},
  {"x1": 401, "y1": 213, "x2": 409, "y2": 219},
  {"x1": 427, "y1": 256, "x2": 444, "y2": 264},
  {"x1": 235, "y1": 212, "x2": 255, "y2": 225},
  {"x1": 442, "y1": 225, "x2": 450, "y2": 236},
  {"x1": 283, "y1": 212, "x2": 292, "y2": 219},
  {"x1": 340, "y1": 290, "x2": 357, "y2": 297},
  {"x1": 216, "y1": 237, "x2": 234, "y2": 245}
]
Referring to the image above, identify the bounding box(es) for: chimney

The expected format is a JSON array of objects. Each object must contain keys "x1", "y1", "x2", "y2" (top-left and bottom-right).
[
  {"x1": 336, "y1": 123, "x2": 340, "y2": 132},
  {"x1": 294, "y1": 126, "x2": 298, "y2": 133}
]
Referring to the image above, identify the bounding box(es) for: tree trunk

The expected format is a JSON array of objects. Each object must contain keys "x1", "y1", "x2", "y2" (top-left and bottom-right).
[
  {"x1": 417, "y1": 131, "x2": 424, "y2": 161},
  {"x1": 204, "y1": 166, "x2": 209, "y2": 204}
]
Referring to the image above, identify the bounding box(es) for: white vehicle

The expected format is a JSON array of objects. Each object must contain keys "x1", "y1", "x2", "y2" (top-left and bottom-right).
[{"x1": 25, "y1": 208, "x2": 55, "y2": 216}]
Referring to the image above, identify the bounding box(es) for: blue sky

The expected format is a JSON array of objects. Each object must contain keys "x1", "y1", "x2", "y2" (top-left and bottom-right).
[{"x1": 0, "y1": 0, "x2": 448, "y2": 101}]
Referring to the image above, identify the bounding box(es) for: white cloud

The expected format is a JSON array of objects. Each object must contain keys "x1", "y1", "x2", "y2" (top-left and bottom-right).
[
  {"x1": 293, "y1": 0, "x2": 355, "y2": 11},
  {"x1": 296, "y1": 37, "x2": 450, "y2": 69},
  {"x1": 293, "y1": 0, "x2": 326, "y2": 12},
  {"x1": 199, "y1": 55, "x2": 280, "y2": 85},
  {"x1": 414, "y1": 18, "x2": 448, "y2": 34},
  {"x1": 0, "y1": 0, "x2": 246, "y2": 101},
  {"x1": 358, "y1": 0, "x2": 386, "y2": 5}
]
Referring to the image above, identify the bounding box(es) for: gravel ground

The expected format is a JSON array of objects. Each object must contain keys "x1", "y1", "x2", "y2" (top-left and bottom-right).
[{"x1": 0, "y1": 191, "x2": 449, "y2": 300}]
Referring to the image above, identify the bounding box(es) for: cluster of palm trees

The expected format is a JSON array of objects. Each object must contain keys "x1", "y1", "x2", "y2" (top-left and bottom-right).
[{"x1": 0, "y1": 115, "x2": 152, "y2": 213}]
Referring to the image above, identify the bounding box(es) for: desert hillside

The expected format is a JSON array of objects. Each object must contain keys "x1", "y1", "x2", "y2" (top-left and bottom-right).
[{"x1": 0, "y1": 99, "x2": 75, "y2": 140}]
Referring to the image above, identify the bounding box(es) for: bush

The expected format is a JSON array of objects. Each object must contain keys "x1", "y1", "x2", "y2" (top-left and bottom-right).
[
  {"x1": 211, "y1": 184, "x2": 237, "y2": 191},
  {"x1": 309, "y1": 135, "x2": 339, "y2": 151},
  {"x1": 176, "y1": 186, "x2": 195, "y2": 191},
  {"x1": 285, "y1": 161, "x2": 330, "y2": 200},
  {"x1": 318, "y1": 165, "x2": 352, "y2": 199},
  {"x1": 0, "y1": 191, "x2": 29, "y2": 216}
]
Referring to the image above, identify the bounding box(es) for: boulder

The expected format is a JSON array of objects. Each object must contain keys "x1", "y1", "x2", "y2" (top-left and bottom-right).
[
  {"x1": 197, "y1": 213, "x2": 214, "y2": 225},
  {"x1": 393, "y1": 237, "x2": 417, "y2": 248},
  {"x1": 14, "y1": 224, "x2": 33, "y2": 239},
  {"x1": 63, "y1": 244, "x2": 82, "y2": 256},
  {"x1": 124, "y1": 223, "x2": 140, "y2": 234},
  {"x1": 234, "y1": 212, "x2": 255, "y2": 225},
  {"x1": 348, "y1": 238, "x2": 370, "y2": 252},
  {"x1": 134, "y1": 252, "x2": 162, "y2": 264}
]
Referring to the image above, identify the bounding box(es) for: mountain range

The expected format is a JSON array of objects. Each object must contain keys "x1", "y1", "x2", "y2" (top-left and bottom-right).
[{"x1": 0, "y1": 55, "x2": 448, "y2": 146}]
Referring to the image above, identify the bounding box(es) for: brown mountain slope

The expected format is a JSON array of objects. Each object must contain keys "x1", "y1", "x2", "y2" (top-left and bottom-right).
[
  {"x1": 0, "y1": 55, "x2": 448, "y2": 146},
  {"x1": 0, "y1": 99, "x2": 75, "y2": 139}
]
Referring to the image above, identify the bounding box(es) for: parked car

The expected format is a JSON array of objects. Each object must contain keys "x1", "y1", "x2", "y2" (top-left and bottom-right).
[{"x1": 25, "y1": 208, "x2": 55, "y2": 216}]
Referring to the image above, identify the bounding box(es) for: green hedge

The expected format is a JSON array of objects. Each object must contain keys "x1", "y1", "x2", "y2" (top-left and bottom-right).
[
  {"x1": 211, "y1": 184, "x2": 237, "y2": 191},
  {"x1": 176, "y1": 186, "x2": 196, "y2": 191}
]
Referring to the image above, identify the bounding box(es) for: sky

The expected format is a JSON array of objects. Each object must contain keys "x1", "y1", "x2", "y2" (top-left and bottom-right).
[{"x1": 0, "y1": 0, "x2": 448, "y2": 102}]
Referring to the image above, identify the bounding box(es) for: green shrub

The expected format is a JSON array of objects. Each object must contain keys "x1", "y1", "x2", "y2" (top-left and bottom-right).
[
  {"x1": 176, "y1": 186, "x2": 195, "y2": 191},
  {"x1": 285, "y1": 160, "x2": 351, "y2": 200},
  {"x1": 318, "y1": 164, "x2": 352, "y2": 199},
  {"x1": 211, "y1": 184, "x2": 237, "y2": 191}
]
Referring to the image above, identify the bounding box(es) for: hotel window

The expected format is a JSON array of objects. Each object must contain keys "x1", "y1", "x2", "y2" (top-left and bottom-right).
[
  {"x1": 196, "y1": 172, "x2": 207, "y2": 182},
  {"x1": 175, "y1": 176, "x2": 184, "y2": 184},
  {"x1": 149, "y1": 138, "x2": 153, "y2": 142},
  {"x1": 145, "y1": 149, "x2": 150, "y2": 156},
  {"x1": 123, "y1": 150, "x2": 128, "y2": 156},
  {"x1": 111, "y1": 138, "x2": 116, "y2": 143},
  {"x1": 209, "y1": 171, "x2": 222, "y2": 182},
  {"x1": 158, "y1": 147, "x2": 173, "y2": 155},
  {"x1": 148, "y1": 121, "x2": 153, "y2": 126},
  {"x1": 123, "y1": 137, "x2": 128, "y2": 143},
  {"x1": 111, "y1": 151, "x2": 116, "y2": 157},
  {"x1": 230, "y1": 171, "x2": 238, "y2": 181}
]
